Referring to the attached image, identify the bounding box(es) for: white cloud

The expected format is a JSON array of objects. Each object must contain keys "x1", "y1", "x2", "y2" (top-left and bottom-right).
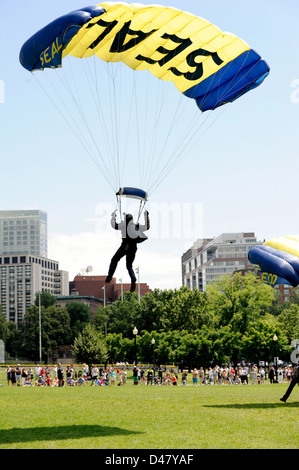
[{"x1": 48, "y1": 229, "x2": 182, "y2": 290}]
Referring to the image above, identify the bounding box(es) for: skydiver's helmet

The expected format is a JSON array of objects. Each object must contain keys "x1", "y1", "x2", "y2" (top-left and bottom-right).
[{"x1": 125, "y1": 213, "x2": 133, "y2": 224}]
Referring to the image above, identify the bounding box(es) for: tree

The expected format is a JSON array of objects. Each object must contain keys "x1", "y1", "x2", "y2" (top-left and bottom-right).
[
  {"x1": 21, "y1": 305, "x2": 71, "y2": 360},
  {"x1": 65, "y1": 301, "x2": 91, "y2": 342},
  {"x1": 34, "y1": 291, "x2": 56, "y2": 308},
  {"x1": 277, "y1": 303, "x2": 299, "y2": 344},
  {"x1": 73, "y1": 323, "x2": 108, "y2": 364},
  {"x1": 206, "y1": 272, "x2": 275, "y2": 334},
  {"x1": 240, "y1": 314, "x2": 289, "y2": 363}
]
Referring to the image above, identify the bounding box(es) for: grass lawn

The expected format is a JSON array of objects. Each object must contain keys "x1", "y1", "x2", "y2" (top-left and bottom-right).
[{"x1": 0, "y1": 372, "x2": 298, "y2": 450}]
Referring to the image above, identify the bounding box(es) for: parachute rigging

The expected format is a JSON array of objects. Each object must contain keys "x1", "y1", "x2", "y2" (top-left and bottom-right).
[{"x1": 20, "y1": 2, "x2": 270, "y2": 199}]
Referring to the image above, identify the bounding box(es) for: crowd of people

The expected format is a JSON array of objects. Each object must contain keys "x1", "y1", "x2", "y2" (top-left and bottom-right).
[{"x1": 3, "y1": 363, "x2": 297, "y2": 387}]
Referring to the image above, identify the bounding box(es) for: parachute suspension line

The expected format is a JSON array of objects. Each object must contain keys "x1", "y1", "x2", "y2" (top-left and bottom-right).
[
  {"x1": 82, "y1": 57, "x2": 118, "y2": 186},
  {"x1": 139, "y1": 71, "x2": 150, "y2": 189},
  {"x1": 116, "y1": 193, "x2": 122, "y2": 222},
  {"x1": 111, "y1": 63, "x2": 122, "y2": 190},
  {"x1": 142, "y1": 79, "x2": 170, "y2": 191},
  {"x1": 148, "y1": 107, "x2": 221, "y2": 196},
  {"x1": 31, "y1": 71, "x2": 115, "y2": 191},
  {"x1": 146, "y1": 90, "x2": 191, "y2": 193},
  {"x1": 147, "y1": 53, "x2": 243, "y2": 196},
  {"x1": 145, "y1": 95, "x2": 204, "y2": 195},
  {"x1": 137, "y1": 199, "x2": 146, "y2": 224},
  {"x1": 55, "y1": 60, "x2": 116, "y2": 190},
  {"x1": 132, "y1": 72, "x2": 143, "y2": 188}
]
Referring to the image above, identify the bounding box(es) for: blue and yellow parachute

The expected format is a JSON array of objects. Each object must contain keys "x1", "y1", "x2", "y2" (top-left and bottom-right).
[
  {"x1": 20, "y1": 2, "x2": 269, "y2": 112},
  {"x1": 20, "y1": 3, "x2": 269, "y2": 199},
  {"x1": 248, "y1": 236, "x2": 299, "y2": 287}
]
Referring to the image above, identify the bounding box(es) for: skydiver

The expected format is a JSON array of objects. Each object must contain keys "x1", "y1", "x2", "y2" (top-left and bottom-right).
[
  {"x1": 280, "y1": 364, "x2": 299, "y2": 402},
  {"x1": 105, "y1": 210, "x2": 150, "y2": 292}
]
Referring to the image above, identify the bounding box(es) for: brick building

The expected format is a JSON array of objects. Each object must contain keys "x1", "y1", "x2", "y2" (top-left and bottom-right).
[{"x1": 69, "y1": 275, "x2": 151, "y2": 303}]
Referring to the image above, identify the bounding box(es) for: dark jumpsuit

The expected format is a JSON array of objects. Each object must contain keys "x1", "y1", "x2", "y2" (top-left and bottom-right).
[{"x1": 107, "y1": 212, "x2": 150, "y2": 283}]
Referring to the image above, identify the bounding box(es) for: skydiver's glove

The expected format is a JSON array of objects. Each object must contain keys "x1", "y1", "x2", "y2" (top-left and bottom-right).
[{"x1": 111, "y1": 210, "x2": 117, "y2": 218}]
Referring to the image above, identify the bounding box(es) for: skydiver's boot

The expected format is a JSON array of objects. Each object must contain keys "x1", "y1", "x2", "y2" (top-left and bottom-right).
[
  {"x1": 105, "y1": 276, "x2": 112, "y2": 283},
  {"x1": 130, "y1": 281, "x2": 136, "y2": 292}
]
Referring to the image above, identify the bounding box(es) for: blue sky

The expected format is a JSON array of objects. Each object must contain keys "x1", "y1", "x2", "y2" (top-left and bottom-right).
[{"x1": 0, "y1": 1, "x2": 298, "y2": 289}]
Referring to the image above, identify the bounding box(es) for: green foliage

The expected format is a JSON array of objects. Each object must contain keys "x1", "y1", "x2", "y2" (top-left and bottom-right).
[
  {"x1": 2, "y1": 272, "x2": 298, "y2": 366},
  {"x1": 73, "y1": 324, "x2": 108, "y2": 364},
  {"x1": 21, "y1": 305, "x2": 72, "y2": 360},
  {"x1": 65, "y1": 302, "x2": 91, "y2": 343},
  {"x1": 34, "y1": 291, "x2": 56, "y2": 308}
]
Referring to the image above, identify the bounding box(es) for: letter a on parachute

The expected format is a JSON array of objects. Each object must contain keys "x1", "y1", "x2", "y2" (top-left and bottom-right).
[
  {"x1": 248, "y1": 235, "x2": 299, "y2": 287},
  {"x1": 19, "y1": 2, "x2": 270, "y2": 112}
]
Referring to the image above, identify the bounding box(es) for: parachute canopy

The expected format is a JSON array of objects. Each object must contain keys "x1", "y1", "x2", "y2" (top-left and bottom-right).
[
  {"x1": 248, "y1": 235, "x2": 299, "y2": 287},
  {"x1": 19, "y1": 2, "x2": 269, "y2": 112},
  {"x1": 116, "y1": 187, "x2": 148, "y2": 201}
]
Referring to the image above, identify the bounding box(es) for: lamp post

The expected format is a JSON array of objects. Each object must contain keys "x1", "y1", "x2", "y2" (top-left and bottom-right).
[
  {"x1": 273, "y1": 334, "x2": 278, "y2": 383},
  {"x1": 119, "y1": 278, "x2": 123, "y2": 301},
  {"x1": 151, "y1": 338, "x2": 156, "y2": 379},
  {"x1": 136, "y1": 266, "x2": 141, "y2": 302},
  {"x1": 133, "y1": 326, "x2": 138, "y2": 366},
  {"x1": 102, "y1": 285, "x2": 107, "y2": 337},
  {"x1": 38, "y1": 292, "x2": 42, "y2": 363}
]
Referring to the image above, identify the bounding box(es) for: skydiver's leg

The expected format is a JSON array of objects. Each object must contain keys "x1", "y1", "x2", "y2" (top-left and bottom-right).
[
  {"x1": 126, "y1": 245, "x2": 137, "y2": 291},
  {"x1": 106, "y1": 244, "x2": 126, "y2": 282},
  {"x1": 280, "y1": 376, "x2": 299, "y2": 402}
]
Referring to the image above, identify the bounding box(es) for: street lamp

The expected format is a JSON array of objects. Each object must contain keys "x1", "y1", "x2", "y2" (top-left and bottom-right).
[
  {"x1": 151, "y1": 338, "x2": 156, "y2": 379},
  {"x1": 136, "y1": 266, "x2": 141, "y2": 302},
  {"x1": 133, "y1": 327, "x2": 138, "y2": 365},
  {"x1": 119, "y1": 278, "x2": 123, "y2": 301},
  {"x1": 273, "y1": 334, "x2": 278, "y2": 383},
  {"x1": 38, "y1": 292, "x2": 42, "y2": 363},
  {"x1": 102, "y1": 285, "x2": 107, "y2": 337},
  {"x1": 102, "y1": 285, "x2": 106, "y2": 307}
]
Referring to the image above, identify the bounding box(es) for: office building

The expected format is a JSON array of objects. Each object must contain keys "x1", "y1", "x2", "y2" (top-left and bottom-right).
[
  {"x1": 182, "y1": 232, "x2": 259, "y2": 291},
  {"x1": 0, "y1": 253, "x2": 69, "y2": 325},
  {"x1": 0, "y1": 210, "x2": 47, "y2": 257}
]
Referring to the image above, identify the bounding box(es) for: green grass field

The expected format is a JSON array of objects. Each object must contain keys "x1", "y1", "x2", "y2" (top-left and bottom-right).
[{"x1": 0, "y1": 369, "x2": 298, "y2": 450}]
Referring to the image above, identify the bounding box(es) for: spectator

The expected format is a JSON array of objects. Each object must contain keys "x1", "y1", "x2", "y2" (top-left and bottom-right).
[
  {"x1": 171, "y1": 374, "x2": 178, "y2": 385},
  {"x1": 91, "y1": 365, "x2": 99, "y2": 382},
  {"x1": 158, "y1": 365, "x2": 163, "y2": 384},
  {"x1": 268, "y1": 366, "x2": 275, "y2": 384},
  {"x1": 35, "y1": 365, "x2": 41, "y2": 380},
  {"x1": 121, "y1": 369, "x2": 127, "y2": 385},
  {"x1": 147, "y1": 367, "x2": 154, "y2": 385},
  {"x1": 10, "y1": 367, "x2": 16, "y2": 386},
  {"x1": 35, "y1": 376, "x2": 44, "y2": 387},
  {"x1": 251, "y1": 365, "x2": 258, "y2": 385},
  {"x1": 199, "y1": 367, "x2": 205, "y2": 385},
  {"x1": 133, "y1": 366, "x2": 139, "y2": 385},
  {"x1": 16, "y1": 365, "x2": 22, "y2": 386},
  {"x1": 181, "y1": 370, "x2": 188, "y2": 385},
  {"x1": 163, "y1": 369, "x2": 171, "y2": 385},
  {"x1": 6, "y1": 366, "x2": 11, "y2": 386},
  {"x1": 57, "y1": 364, "x2": 64, "y2": 387},
  {"x1": 110, "y1": 368, "x2": 116, "y2": 385},
  {"x1": 191, "y1": 368, "x2": 199, "y2": 386}
]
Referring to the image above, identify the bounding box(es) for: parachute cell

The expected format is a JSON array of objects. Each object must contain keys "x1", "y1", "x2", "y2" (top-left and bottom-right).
[
  {"x1": 248, "y1": 236, "x2": 299, "y2": 287},
  {"x1": 19, "y1": 2, "x2": 269, "y2": 112}
]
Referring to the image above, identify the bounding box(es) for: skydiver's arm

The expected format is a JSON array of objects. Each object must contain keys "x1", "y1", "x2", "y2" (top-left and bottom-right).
[
  {"x1": 111, "y1": 211, "x2": 119, "y2": 230},
  {"x1": 139, "y1": 210, "x2": 150, "y2": 231}
]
